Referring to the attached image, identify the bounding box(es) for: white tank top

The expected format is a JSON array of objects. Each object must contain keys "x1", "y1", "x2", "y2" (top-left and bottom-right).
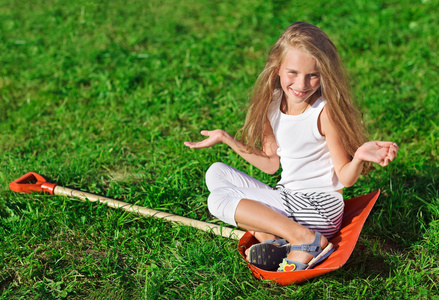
[{"x1": 267, "y1": 92, "x2": 344, "y2": 193}]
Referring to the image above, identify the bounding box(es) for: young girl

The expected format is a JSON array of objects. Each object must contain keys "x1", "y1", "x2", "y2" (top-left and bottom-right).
[{"x1": 184, "y1": 22, "x2": 398, "y2": 272}]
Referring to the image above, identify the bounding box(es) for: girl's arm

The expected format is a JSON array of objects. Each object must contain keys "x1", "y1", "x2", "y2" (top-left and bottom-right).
[
  {"x1": 184, "y1": 121, "x2": 280, "y2": 174},
  {"x1": 320, "y1": 108, "x2": 398, "y2": 187}
]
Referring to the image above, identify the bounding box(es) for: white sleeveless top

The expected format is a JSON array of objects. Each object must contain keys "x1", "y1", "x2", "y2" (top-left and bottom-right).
[{"x1": 267, "y1": 92, "x2": 344, "y2": 193}]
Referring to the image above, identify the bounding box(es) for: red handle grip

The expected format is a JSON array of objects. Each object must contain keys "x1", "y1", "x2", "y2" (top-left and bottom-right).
[{"x1": 9, "y1": 172, "x2": 57, "y2": 194}]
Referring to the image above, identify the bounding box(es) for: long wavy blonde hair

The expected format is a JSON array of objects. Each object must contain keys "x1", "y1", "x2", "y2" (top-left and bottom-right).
[{"x1": 239, "y1": 22, "x2": 372, "y2": 174}]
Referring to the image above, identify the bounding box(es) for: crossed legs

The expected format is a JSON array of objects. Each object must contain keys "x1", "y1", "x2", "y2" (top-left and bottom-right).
[
  {"x1": 205, "y1": 162, "x2": 330, "y2": 265},
  {"x1": 235, "y1": 198, "x2": 329, "y2": 264}
]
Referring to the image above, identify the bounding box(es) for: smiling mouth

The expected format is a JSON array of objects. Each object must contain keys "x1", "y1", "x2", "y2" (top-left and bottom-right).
[{"x1": 290, "y1": 88, "x2": 308, "y2": 97}]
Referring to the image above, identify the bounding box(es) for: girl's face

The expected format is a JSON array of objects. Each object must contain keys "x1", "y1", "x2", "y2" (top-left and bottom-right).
[{"x1": 278, "y1": 47, "x2": 321, "y2": 106}]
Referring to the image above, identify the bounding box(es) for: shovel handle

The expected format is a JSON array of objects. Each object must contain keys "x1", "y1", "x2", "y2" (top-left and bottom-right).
[
  {"x1": 9, "y1": 171, "x2": 245, "y2": 240},
  {"x1": 54, "y1": 186, "x2": 245, "y2": 239}
]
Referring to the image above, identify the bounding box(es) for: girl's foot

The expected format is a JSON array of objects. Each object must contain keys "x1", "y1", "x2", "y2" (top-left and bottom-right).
[
  {"x1": 246, "y1": 239, "x2": 290, "y2": 271},
  {"x1": 245, "y1": 231, "x2": 281, "y2": 258},
  {"x1": 285, "y1": 231, "x2": 328, "y2": 263},
  {"x1": 246, "y1": 231, "x2": 334, "y2": 272},
  {"x1": 278, "y1": 232, "x2": 334, "y2": 272}
]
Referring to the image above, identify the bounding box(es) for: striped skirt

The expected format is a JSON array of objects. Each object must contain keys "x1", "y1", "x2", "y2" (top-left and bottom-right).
[{"x1": 278, "y1": 188, "x2": 344, "y2": 239}]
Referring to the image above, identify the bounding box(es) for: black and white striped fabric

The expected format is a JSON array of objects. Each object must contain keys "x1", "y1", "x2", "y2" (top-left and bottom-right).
[{"x1": 279, "y1": 189, "x2": 344, "y2": 239}]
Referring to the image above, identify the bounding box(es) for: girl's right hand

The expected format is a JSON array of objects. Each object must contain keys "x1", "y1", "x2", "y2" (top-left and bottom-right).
[
  {"x1": 184, "y1": 130, "x2": 227, "y2": 149},
  {"x1": 355, "y1": 141, "x2": 399, "y2": 167}
]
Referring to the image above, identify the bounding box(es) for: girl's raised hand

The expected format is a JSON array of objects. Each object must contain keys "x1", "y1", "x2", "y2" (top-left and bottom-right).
[
  {"x1": 184, "y1": 130, "x2": 226, "y2": 149},
  {"x1": 355, "y1": 141, "x2": 399, "y2": 167}
]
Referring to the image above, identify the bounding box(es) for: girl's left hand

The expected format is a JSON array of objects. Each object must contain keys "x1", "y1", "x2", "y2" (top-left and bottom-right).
[{"x1": 355, "y1": 141, "x2": 399, "y2": 166}]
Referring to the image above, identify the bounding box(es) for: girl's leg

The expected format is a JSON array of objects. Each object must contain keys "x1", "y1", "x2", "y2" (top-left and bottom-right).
[
  {"x1": 235, "y1": 199, "x2": 328, "y2": 264},
  {"x1": 205, "y1": 162, "x2": 272, "y2": 191},
  {"x1": 206, "y1": 162, "x2": 281, "y2": 241},
  {"x1": 205, "y1": 162, "x2": 329, "y2": 264}
]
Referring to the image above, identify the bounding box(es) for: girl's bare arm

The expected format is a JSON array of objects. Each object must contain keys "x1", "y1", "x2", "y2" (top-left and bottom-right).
[
  {"x1": 184, "y1": 121, "x2": 280, "y2": 174},
  {"x1": 320, "y1": 108, "x2": 398, "y2": 187}
]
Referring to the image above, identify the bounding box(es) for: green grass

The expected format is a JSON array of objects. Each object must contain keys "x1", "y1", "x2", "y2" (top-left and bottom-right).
[{"x1": 1, "y1": 0, "x2": 438, "y2": 298}]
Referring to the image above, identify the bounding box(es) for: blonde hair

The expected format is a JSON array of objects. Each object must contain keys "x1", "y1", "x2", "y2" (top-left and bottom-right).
[{"x1": 239, "y1": 22, "x2": 372, "y2": 174}]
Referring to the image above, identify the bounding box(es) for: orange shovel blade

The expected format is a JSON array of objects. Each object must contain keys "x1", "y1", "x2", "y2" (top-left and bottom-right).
[{"x1": 238, "y1": 190, "x2": 380, "y2": 285}]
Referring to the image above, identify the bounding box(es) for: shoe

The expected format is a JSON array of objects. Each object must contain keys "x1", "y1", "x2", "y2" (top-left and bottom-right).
[
  {"x1": 277, "y1": 232, "x2": 334, "y2": 272},
  {"x1": 247, "y1": 239, "x2": 291, "y2": 271}
]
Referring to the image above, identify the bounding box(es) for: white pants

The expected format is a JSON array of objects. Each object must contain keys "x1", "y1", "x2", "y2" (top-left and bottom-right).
[{"x1": 205, "y1": 162, "x2": 344, "y2": 239}]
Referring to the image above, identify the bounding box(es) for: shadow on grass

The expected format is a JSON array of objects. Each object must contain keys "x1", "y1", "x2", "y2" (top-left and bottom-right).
[{"x1": 340, "y1": 239, "x2": 394, "y2": 280}]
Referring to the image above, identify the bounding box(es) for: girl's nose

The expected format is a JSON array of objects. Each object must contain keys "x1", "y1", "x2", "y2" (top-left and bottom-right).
[{"x1": 295, "y1": 76, "x2": 307, "y2": 89}]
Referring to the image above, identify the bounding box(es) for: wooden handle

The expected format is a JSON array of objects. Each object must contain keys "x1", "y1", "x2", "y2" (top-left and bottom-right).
[{"x1": 54, "y1": 186, "x2": 245, "y2": 240}]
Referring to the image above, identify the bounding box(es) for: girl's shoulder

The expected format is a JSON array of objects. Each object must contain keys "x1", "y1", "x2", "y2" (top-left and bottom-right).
[
  {"x1": 314, "y1": 97, "x2": 327, "y2": 111},
  {"x1": 268, "y1": 89, "x2": 282, "y2": 117}
]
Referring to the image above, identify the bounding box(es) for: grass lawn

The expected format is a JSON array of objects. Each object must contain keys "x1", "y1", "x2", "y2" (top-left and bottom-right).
[{"x1": 1, "y1": 0, "x2": 438, "y2": 299}]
